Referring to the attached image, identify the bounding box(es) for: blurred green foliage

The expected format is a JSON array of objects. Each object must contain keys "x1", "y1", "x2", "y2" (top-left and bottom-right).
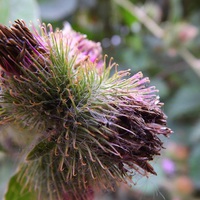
[
  {"x1": 4, "y1": 172, "x2": 37, "y2": 200},
  {"x1": 0, "y1": 0, "x2": 40, "y2": 25},
  {"x1": 1, "y1": 0, "x2": 200, "y2": 199}
]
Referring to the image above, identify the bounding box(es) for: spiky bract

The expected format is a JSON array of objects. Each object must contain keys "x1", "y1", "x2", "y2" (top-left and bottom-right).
[{"x1": 0, "y1": 20, "x2": 172, "y2": 200}]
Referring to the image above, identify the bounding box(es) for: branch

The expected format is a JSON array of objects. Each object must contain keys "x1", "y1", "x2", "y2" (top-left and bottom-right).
[
  {"x1": 113, "y1": 0, "x2": 164, "y2": 38},
  {"x1": 179, "y1": 49, "x2": 200, "y2": 77}
]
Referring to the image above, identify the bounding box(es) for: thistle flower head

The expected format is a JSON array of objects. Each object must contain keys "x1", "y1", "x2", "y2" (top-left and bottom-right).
[{"x1": 0, "y1": 20, "x2": 172, "y2": 200}]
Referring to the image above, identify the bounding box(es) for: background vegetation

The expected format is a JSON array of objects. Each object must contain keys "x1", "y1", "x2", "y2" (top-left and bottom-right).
[{"x1": 0, "y1": 0, "x2": 200, "y2": 199}]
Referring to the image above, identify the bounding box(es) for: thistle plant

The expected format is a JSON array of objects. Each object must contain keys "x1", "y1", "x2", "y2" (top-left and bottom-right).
[{"x1": 0, "y1": 20, "x2": 172, "y2": 200}]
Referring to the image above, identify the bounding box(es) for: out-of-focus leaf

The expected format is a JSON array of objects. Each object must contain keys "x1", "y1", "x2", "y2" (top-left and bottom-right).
[
  {"x1": 150, "y1": 78, "x2": 170, "y2": 99},
  {"x1": 119, "y1": 6, "x2": 138, "y2": 26},
  {"x1": 38, "y1": 0, "x2": 78, "y2": 21},
  {"x1": 169, "y1": 0, "x2": 183, "y2": 22},
  {"x1": 0, "y1": 0, "x2": 40, "y2": 25},
  {"x1": 190, "y1": 11, "x2": 200, "y2": 26},
  {"x1": 26, "y1": 138, "x2": 56, "y2": 161},
  {"x1": 126, "y1": 35, "x2": 143, "y2": 52},
  {"x1": 4, "y1": 170, "x2": 36, "y2": 200},
  {"x1": 79, "y1": 0, "x2": 97, "y2": 8},
  {"x1": 0, "y1": 159, "x2": 16, "y2": 200},
  {"x1": 189, "y1": 120, "x2": 200, "y2": 145},
  {"x1": 131, "y1": 160, "x2": 165, "y2": 194},
  {"x1": 0, "y1": 144, "x2": 5, "y2": 153},
  {"x1": 167, "y1": 85, "x2": 200, "y2": 119},
  {"x1": 0, "y1": 0, "x2": 9, "y2": 24},
  {"x1": 121, "y1": 48, "x2": 151, "y2": 72},
  {"x1": 189, "y1": 145, "x2": 200, "y2": 185}
]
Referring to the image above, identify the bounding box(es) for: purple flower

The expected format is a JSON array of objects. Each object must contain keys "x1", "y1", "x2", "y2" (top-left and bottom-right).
[{"x1": 162, "y1": 158, "x2": 175, "y2": 175}]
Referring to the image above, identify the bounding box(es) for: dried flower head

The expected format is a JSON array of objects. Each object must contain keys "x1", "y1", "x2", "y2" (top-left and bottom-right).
[{"x1": 0, "y1": 20, "x2": 172, "y2": 200}]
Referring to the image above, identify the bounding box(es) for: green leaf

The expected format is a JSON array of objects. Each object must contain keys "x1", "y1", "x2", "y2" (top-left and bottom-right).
[
  {"x1": 167, "y1": 85, "x2": 200, "y2": 119},
  {"x1": 0, "y1": 0, "x2": 40, "y2": 25},
  {"x1": 26, "y1": 138, "x2": 56, "y2": 161},
  {"x1": 0, "y1": 0, "x2": 9, "y2": 24},
  {"x1": 121, "y1": 48, "x2": 151, "y2": 71},
  {"x1": 169, "y1": 0, "x2": 183, "y2": 22},
  {"x1": 126, "y1": 35, "x2": 143, "y2": 52},
  {"x1": 150, "y1": 78, "x2": 170, "y2": 99},
  {"x1": 131, "y1": 160, "x2": 164, "y2": 194},
  {"x1": 0, "y1": 159, "x2": 16, "y2": 200},
  {"x1": 4, "y1": 171, "x2": 36, "y2": 200},
  {"x1": 189, "y1": 145, "x2": 200, "y2": 185},
  {"x1": 189, "y1": 120, "x2": 200, "y2": 145},
  {"x1": 38, "y1": 0, "x2": 78, "y2": 21},
  {"x1": 119, "y1": 6, "x2": 138, "y2": 26}
]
